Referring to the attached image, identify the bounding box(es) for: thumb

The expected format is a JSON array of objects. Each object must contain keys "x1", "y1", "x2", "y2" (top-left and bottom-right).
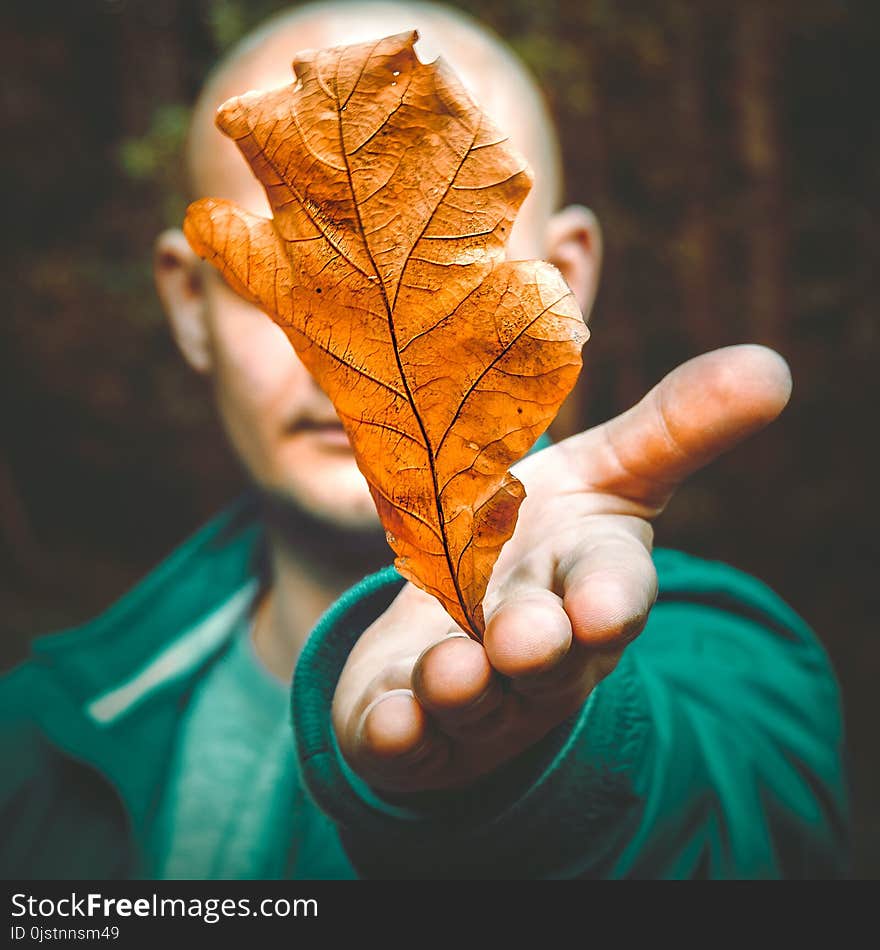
[
  {"x1": 183, "y1": 198, "x2": 291, "y2": 318},
  {"x1": 561, "y1": 344, "x2": 793, "y2": 511}
]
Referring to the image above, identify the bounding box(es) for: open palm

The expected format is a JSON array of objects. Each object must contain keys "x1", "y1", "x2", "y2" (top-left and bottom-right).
[{"x1": 331, "y1": 345, "x2": 792, "y2": 793}]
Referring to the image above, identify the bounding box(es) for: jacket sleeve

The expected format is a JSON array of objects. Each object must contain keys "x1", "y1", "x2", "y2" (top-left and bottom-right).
[
  {"x1": 0, "y1": 665, "x2": 134, "y2": 879},
  {"x1": 291, "y1": 550, "x2": 850, "y2": 879}
]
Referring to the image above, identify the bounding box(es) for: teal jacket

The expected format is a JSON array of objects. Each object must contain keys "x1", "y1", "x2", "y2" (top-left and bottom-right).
[{"x1": 1, "y1": 498, "x2": 850, "y2": 879}]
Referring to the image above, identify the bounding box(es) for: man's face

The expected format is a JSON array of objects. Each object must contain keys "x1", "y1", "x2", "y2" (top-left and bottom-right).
[
  {"x1": 191, "y1": 128, "x2": 378, "y2": 526},
  {"x1": 204, "y1": 266, "x2": 381, "y2": 529},
  {"x1": 186, "y1": 26, "x2": 554, "y2": 531}
]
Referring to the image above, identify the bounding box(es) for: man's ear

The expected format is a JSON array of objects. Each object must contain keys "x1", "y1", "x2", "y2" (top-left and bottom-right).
[
  {"x1": 544, "y1": 205, "x2": 602, "y2": 319},
  {"x1": 154, "y1": 228, "x2": 213, "y2": 374}
]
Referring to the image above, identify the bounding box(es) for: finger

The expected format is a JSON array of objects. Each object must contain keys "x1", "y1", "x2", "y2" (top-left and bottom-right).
[
  {"x1": 482, "y1": 589, "x2": 573, "y2": 680},
  {"x1": 558, "y1": 518, "x2": 658, "y2": 649},
  {"x1": 358, "y1": 690, "x2": 427, "y2": 759},
  {"x1": 560, "y1": 345, "x2": 792, "y2": 510},
  {"x1": 331, "y1": 584, "x2": 458, "y2": 744},
  {"x1": 412, "y1": 636, "x2": 504, "y2": 727},
  {"x1": 349, "y1": 655, "x2": 421, "y2": 722},
  {"x1": 487, "y1": 519, "x2": 654, "y2": 704},
  {"x1": 353, "y1": 690, "x2": 451, "y2": 790}
]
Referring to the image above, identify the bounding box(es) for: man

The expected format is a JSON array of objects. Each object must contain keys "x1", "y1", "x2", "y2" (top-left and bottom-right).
[{"x1": 1, "y1": 1, "x2": 849, "y2": 879}]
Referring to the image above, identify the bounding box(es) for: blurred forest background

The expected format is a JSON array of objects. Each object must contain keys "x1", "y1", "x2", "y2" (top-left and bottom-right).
[{"x1": 1, "y1": 0, "x2": 877, "y2": 875}]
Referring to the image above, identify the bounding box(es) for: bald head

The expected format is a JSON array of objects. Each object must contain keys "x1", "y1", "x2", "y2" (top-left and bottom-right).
[
  {"x1": 157, "y1": 0, "x2": 598, "y2": 535},
  {"x1": 186, "y1": 0, "x2": 563, "y2": 252}
]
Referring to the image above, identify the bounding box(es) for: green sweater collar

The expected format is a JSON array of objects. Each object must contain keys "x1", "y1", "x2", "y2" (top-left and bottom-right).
[
  {"x1": 24, "y1": 496, "x2": 266, "y2": 845},
  {"x1": 30, "y1": 496, "x2": 265, "y2": 712}
]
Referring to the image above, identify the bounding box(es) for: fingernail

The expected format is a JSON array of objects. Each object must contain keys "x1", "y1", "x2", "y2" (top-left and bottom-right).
[{"x1": 399, "y1": 734, "x2": 433, "y2": 763}]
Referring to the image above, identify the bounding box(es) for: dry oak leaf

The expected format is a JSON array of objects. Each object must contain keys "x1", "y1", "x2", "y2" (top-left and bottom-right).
[{"x1": 184, "y1": 31, "x2": 588, "y2": 639}]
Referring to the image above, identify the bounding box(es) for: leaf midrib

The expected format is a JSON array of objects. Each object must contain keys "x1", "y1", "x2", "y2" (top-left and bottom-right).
[{"x1": 332, "y1": 70, "x2": 479, "y2": 635}]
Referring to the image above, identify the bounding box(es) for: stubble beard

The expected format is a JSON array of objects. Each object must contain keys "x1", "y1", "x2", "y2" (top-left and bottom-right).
[{"x1": 257, "y1": 485, "x2": 394, "y2": 590}]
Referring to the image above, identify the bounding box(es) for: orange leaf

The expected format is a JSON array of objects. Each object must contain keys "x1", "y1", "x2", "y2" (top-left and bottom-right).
[{"x1": 184, "y1": 31, "x2": 588, "y2": 638}]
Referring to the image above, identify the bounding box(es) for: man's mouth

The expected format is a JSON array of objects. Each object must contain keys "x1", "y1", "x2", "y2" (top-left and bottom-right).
[{"x1": 293, "y1": 417, "x2": 352, "y2": 450}]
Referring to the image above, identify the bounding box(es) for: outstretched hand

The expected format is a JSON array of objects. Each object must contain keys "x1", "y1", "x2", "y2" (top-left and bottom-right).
[{"x1": 331, "y1": 345, "x2": 792, "y2": 793}]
